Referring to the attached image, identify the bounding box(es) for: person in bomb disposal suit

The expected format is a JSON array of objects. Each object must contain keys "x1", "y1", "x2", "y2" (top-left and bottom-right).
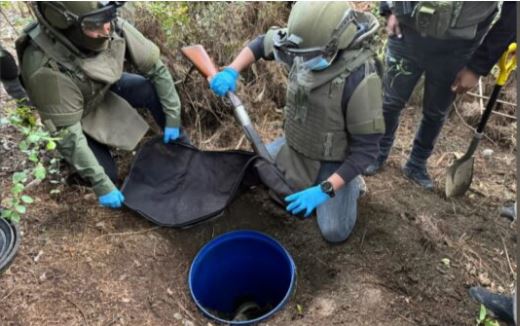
[
  {"x1": 16, "y1": 2, "x2": 184, "y2": 208},
  {"x1": 210, "y1": 2, "x2": 384, "y2": 243}
]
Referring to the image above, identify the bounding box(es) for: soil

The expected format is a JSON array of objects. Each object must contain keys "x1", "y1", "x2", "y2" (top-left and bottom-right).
[{"x1": 0, "y1": 5, "x2": 517, "y2": 326}]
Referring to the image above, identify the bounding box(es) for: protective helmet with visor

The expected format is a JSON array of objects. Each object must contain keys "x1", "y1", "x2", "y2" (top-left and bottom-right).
[
  {"x1": 39, "y1": 1, "x2": 125, "y2": 51},
  {"x1": 274, "y1": 6, "x2": 364, "y2": 71}
]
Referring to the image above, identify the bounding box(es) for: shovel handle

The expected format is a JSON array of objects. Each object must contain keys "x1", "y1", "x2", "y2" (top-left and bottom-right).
[
  {"x1": 497, "y1": 43, "x2": 517, "y2": 86},
  {"x1": 476, "y1": 43, "x2": 517, "y2": 133}
]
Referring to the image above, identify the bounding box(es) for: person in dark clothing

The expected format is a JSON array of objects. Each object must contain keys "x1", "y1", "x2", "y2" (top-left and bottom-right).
[
  {"x1": 209, "y1": 2, "x2": 384, "y2": 243},
  {"x1": 0, "y1": 43, "x2": 27, "y2": 101},
  {"x1": 364, "y1": 1, "x2": 516, "y2": 191},
  {"x1": 452, "y1": 2, "x2": 518, "y2": 93},
  {"x1": 457, "y1": 5, "x2": 517, "y2": 320}
]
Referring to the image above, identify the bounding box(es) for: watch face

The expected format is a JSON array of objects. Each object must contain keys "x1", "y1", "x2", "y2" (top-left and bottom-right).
[{"x1": 321, "y1": 181, "x2": 334, "y2": 196}]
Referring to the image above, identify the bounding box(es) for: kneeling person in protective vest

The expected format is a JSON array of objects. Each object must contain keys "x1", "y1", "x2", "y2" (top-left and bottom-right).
[
  {"x1": 16, "y1": 2, "x2": 183, "y2": 209},
  {"x1": 209, "y1": 2, "x2": 384, "y2": 243}
]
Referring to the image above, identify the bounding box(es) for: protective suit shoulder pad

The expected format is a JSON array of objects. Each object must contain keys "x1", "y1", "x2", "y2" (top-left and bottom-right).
[
  {"x1": 26, "y1": 67, "x2": 84, "y2": 127},
  {"x1": 118, "y1": 18, "x2": 160, "y2": 74},
  {"x1": 346, "y1": 72, "x2": 385, "y2": 134}
]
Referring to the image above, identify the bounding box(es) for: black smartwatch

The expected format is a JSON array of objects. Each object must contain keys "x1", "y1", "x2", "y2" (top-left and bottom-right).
[{"x1": 319, "y1": 180, "x2": 335, "y2": 198}]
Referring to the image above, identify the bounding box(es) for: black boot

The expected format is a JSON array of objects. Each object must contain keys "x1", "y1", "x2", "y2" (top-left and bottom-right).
[
  {"x1": 469, "y1": 287, "x2": 515, "y2": 324},
  {"x1": 401, "y1": 161, "x2": 434, "y2": 190},
  {"x1": 363, "y1": 155, "x2": 387, "y2": 176},
  {"x1": 500, "y1": 202, "x2": 517, "y2": 221}
]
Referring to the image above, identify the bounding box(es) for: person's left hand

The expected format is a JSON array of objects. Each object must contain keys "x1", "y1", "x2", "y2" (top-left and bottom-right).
[
  {"x1": 451, "y1": 67, "x2": 480, "y2": 94},
  {"x1": 163, "y1": 127, "x2": 180, "y2": 143},
  {"x1": 285, "y1": 185, "x2": 331, "y2": 218}
]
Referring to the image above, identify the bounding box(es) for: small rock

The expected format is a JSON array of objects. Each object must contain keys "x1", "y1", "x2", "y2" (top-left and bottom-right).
[
  {"x1": 121, "y1": 297, "x2": 130, "y2": 303},
  {"x1": 166, "y1": 288, "x2": 174, "y2": 296},
  {"x1": 478, "y1": 272, "x2": 491, "y2": 286},
  {"x1": 183, "y1": 320, "x2": 194, "y2": 326},
  {"x1": 34, "y1": 250, "x2": 44, "y2": 263},
  {"x1": 173, "y1": 313, "x2": 182, "y2": 320},
  {"x1": 39, "y1": 272, "x2": 47, "y2": 282},
  {"x1": 83, "y1": 193, "x2": 96, "y2": 201},
  {"x1": 95, "y1": 221, "x2": 106, "y2": 231},
  {"x1": 482, "y1": 148, "x2": 494, "y2": 158},
  {"x1": 441, "y1": 258, "x2": 450, "y2": 268}
]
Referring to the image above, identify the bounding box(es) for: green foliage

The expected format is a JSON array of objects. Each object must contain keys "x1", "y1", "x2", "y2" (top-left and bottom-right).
[
  {"x1": 140, "y1": 2, "x2": 190, "y2": 48},
  {"x1": 1, "y1": 105, "x2": 61, "y2": 223},
  {"x1": 476, "y1": 305, "x2": 500, "y2": 326}
]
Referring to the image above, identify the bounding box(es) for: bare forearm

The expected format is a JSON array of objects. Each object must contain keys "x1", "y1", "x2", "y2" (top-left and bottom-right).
[{"x1": 229, "y1": 47, "x2": 256, "y2": 73}]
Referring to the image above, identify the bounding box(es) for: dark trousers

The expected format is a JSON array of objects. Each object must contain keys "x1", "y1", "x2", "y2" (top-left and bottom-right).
[
  {"x1": 378, "y1": 26, "x2": 484, "y2": 168},
  {"x1": 86, "y1": 73, "x2": 166, "y2": 182}
]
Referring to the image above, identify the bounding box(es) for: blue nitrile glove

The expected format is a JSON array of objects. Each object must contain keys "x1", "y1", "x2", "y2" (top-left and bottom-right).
[
  {"x1": 209, "y1": 67, "x2": 239, "y2": 96},
  {"x1": 99, "y1": 189, "x2": 125, "y2": 209},
  {"x1": 285, "y1": 185, "x2": 331, "y2": 218},
  {"x1": 163, "y1": 127, "x2": 180, "y2": 143}
]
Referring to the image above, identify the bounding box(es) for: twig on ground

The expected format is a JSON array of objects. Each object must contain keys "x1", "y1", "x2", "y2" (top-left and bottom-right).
[
  {"x1": 360, "y1": 227, "x2": 367, "y2": 250},
  {"x1": 95, "y1": 226, "x2": 161, "y2": 240},
  {"x1": 468, "y1": 92, "x2": 517, "y2": 108},
  {"x1": 176, "y1": 301, "x2": 198, "y2": 322},
  {"x1": 66, "y1": 297, "x2": 89, "y2": 326},
  {"x1": 452, "y1": 102, "x2": 497, "y2": 146},
  {"x1": 0, "y1": 288, "x2": 17, "y2": 303},
  {"x1": 433, "y1": 152, "x2": 449, "y2": 167},
  {"x1": 235, "y1": 134, "x2": 245, "y2": 149},
  {"x1": 500, "y1": 236, "x2": 515, "y2": 278}
]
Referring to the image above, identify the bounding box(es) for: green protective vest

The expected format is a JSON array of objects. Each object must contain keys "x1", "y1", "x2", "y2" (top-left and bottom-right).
[
  {"x1": 267, "y1": 43, "x2": 384, "y2": 190},
  {"x1": 395, "y1": 2, "x2": 497, "y2": 40},
  {"x1": 16, "y1": 18, "x2": 160, "y2": 151}
]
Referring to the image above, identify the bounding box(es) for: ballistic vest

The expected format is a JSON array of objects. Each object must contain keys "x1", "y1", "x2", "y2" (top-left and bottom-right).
[
  {"x1": 394, "y1": 2, "x2": 498, "y2": 40},
  {"x1": 284, "y1": 47, "x2": 375, "y2": 162},
  {"x1": 16, "y1": 18, "x2": 160, "y2": 150}
]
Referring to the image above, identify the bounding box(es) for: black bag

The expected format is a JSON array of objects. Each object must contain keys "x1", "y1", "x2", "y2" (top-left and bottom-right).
[{"x1": 122, "y1": 137, "x2": 294, "y2": 228}]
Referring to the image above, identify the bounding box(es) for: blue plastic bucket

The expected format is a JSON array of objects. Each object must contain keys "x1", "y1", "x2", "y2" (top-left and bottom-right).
[{"x1": 189, "y1": 230, "x2": 296, "y2": 324}]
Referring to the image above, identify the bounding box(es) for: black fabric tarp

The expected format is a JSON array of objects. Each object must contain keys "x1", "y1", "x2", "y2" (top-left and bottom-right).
[{"x1": 122, "y1": 137, "x2": 294, "y2": 228}]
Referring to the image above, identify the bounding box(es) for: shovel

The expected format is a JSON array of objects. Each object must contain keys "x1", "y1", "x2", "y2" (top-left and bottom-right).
[
  {"x1": 181, "y1": 45, "x2": 274, "y2": 163},
  {"x1": 445, "y1": 43, "x2": 517, "y2": 198}
]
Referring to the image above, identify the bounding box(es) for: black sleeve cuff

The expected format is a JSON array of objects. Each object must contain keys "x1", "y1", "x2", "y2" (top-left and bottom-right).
[{"x1": 247, "y1": 35, "x2": 266, "y2": 61}]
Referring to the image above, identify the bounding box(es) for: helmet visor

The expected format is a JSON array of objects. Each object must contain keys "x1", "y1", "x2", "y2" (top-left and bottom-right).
[
  {"x1": 273, "y1": 33, "x2": 336, "y2": 69},
  {"x1": 273, "y1": 9, "x2": 359, "y2": 69},
  {"x1": 79, "y1": 2, "x2": 123, "y2": 35}
]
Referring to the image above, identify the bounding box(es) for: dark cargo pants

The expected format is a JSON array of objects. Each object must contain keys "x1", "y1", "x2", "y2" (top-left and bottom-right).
[
  {"x1": 86, "y1": 73, "x2": 168, "y2": 182},
  {"x1": 378, "y1": 26, "x2": 485, "y2": 168}
]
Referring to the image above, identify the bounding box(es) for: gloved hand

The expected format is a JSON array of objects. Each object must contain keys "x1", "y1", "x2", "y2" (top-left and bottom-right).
[
  {"x1": 163, "y1": 127, "x2": 180, "y2": 143},
  {"x1": 99, "y1": 188, "x2": 125, "y2": 209},
  {"x1": 209, "y1": 67, "x2": 239, "y2": 96},
  {"x1": 285, "y1": 185, "x2": 331, "y2": 218}
]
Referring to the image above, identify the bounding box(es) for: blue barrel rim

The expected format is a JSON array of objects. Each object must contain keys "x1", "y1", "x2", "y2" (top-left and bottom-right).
[{"x1": 188, "y1": 229, "x2": 296, "y2": 325}]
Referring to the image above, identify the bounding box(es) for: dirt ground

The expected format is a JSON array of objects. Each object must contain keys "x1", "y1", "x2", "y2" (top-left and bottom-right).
[
  {"x1": 0, "y1": 5, "x2": 517, "y2": 326},
  {"x1": 1, "y1": 93, "x2": 517, "y2": 326}
]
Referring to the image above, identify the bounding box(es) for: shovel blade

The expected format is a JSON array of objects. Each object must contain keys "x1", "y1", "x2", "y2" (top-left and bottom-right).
[{"x1": 445, "y1": 156, "x2": 475, "y2": 198}]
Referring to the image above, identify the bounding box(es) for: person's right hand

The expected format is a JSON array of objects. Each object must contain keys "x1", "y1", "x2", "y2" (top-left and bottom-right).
[
  {"x1": 209, "y1": 67, "x2": 239, "y2": 96},
  {"x1": 386, "y1": 14, "x2": 402, "y2": 38},
  {"x1": 98, "y1": 188, "x2": 125, "y2": 209}
]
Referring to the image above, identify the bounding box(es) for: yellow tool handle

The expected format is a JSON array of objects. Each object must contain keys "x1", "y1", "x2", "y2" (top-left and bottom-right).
[{"x1": 497, "y1": 43, "x2": 517, "y2": 86}]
